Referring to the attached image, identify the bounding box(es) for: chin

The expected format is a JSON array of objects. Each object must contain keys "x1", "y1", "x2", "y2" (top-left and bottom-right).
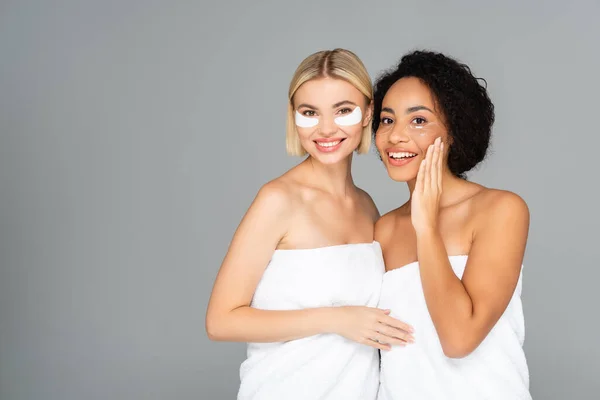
[
  {"x1": 311, "y1": 152, "x2": 352, "y2": 165},
  {"x1": 305, "y1": 142, "x2": 358, "y2": 165},
  {"x1": 385, "y1": 166, "x2": 418, "y2": 182}
]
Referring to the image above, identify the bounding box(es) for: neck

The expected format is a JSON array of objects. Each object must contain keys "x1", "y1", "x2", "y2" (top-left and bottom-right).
[
  {"x1": 303, "y1": 154, "x2": 355, "y2": 197},
  {"x1": 407, "y1": 170, "x2": 465, "y2": 208}
]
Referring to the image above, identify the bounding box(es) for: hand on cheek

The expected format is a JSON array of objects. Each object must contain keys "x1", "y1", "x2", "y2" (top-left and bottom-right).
[{"x1": 411, "y1": 137, "x2": 444, "y2": 235}]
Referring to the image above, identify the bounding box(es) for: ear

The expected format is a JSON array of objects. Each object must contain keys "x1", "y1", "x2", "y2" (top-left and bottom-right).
[{"x1": 362, "y1": 100, "x2": 374, "y2": 127}]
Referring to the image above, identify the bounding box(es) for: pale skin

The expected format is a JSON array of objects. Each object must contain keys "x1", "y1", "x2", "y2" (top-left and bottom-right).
[
  {"x1": 206, "y1": 77, "x2": 414, "y2": 351},
  {"x1": 375, "y1": 77, "x2": 529, "y2": 358}
]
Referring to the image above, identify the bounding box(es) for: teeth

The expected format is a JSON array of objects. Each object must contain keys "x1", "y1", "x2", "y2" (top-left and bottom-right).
[
  {"x1": 389, "y1": 151, "x2": 417, "y2": 159},
  {"x1": 317, "y1": 141, "x2": 340, "y2": 147}
]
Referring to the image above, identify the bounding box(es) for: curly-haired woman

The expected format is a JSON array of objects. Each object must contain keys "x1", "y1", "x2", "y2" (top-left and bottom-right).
[{"x1": 373, "y1": 50, "x2": 531, "y2": 400}]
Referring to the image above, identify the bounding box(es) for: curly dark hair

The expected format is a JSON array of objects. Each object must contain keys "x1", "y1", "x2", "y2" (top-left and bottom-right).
[{"x1": 372, "y1": 50, "x2": 495, "y2": 179}]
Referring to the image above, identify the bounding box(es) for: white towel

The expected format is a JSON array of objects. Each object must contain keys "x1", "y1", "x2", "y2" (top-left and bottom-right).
[
  {"x1": 378, "y1": 255, "x2": 531, "y2": 400},
  {"x1": 238, "y1": 242, "x2": 385, "y2": 400}
]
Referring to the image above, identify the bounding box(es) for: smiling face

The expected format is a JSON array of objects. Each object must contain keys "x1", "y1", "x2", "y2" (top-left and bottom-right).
[
  {"x1": 375, "y1": 77, "x2": 449, "y2": 182},
  {"x1": 292, "y1": 77, "x2": 372, "y2": 165}
]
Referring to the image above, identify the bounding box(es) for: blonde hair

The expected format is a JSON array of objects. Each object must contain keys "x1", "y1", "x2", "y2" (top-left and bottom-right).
[{"x1": 286, "y1": 48, "x2": 373, "y2": 156}]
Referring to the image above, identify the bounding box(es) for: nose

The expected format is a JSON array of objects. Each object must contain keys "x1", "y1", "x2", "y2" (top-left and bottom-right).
[
  {"x1": 388, "y1": 124, "x2": 410, "y2": 144},
  {"x1": 319, "y1": 116, "x2": 338, "y2": 137}
]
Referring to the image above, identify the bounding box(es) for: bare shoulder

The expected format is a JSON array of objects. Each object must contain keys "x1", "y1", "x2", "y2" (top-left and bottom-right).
[
  {"x1": 472, "y1": 187, "x2": 530, "y2": 226},
  {"x1": 251, "y1": 178, "x2": 295, "y2": 218},
  {"x1": 356, "y1": 187, "x2": 380, "y2": 222}
]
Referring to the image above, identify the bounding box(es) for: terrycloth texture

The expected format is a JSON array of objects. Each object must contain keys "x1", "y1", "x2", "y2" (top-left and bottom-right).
[
  {"x1": 377, "y1": 255, "x2": 531, "y2": 400},
  {"x1": 238, "y1": 242, "x2": 385, "y2": 400}
]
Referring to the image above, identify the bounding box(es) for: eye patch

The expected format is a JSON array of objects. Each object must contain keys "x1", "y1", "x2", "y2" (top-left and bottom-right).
[
  {"x1": 295, "y1": 107, "x2": 363, "y2": 128},
  {"x1": 294, "y1": 111, "x2": 319, "y2": 128},
  {"x1": 334, "y1": 107, "x2": 362, "y2": 126}
]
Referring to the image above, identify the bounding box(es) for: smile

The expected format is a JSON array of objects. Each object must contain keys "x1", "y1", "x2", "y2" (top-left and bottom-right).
[{"x1": 314, "y1": 138, "x2": 346, "y2": 152}]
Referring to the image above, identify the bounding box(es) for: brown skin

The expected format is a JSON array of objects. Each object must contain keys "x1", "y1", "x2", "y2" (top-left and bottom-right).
[{"x1": 375, "y1": 77, "x2": 529, "y2": 358}]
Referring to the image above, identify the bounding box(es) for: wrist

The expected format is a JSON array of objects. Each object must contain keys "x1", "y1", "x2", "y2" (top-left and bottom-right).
[{"x1": 314, "y1": 307, "x2": 339, "y2": 335}]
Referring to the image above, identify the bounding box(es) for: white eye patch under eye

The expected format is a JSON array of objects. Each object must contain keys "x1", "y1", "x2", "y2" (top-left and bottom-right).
[
  {"x1": 334, "y1": 107, "x2": 362, "y2": 126},
  {"x1": 406, "y1": 121, "x2": 442, "y2": 137},
  {"x1": 295, "y1": 111, "x2": 319, "y2": 128}
]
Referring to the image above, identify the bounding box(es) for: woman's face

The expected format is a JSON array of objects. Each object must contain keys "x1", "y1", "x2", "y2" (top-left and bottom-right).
[
  {"x1": 375, "y1": 77, "x2": 449, "y2": 182},
  {"x1": 293, "y1": 77, "x2": 371, "y2": 165}
]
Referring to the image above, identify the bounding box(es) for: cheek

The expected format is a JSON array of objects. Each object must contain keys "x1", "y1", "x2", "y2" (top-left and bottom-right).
[
  {"x1": 296, "y1": 127, "x2": 317, "y2": 140},
  {"x1": 417, "y1": 137, "x2": 435, "y2": 150},
  {"x1": 374, "y1": 134, "x2": 386, "y2": 152},
  {"x1": 340, "y1": 125, "x2": 363, "y2": 139},
  {"x1": 410, "y1": 123, "x2": 447, "y2": 143},
  {"x1": 413, "y1": 132, "x2": 445, "y2": 153}
]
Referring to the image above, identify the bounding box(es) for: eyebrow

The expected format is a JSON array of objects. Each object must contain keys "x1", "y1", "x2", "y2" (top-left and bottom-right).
[
  {"x1": 406, "y1": 105, "x2": 434, "y2": 114},
  {"x1": 296, "y1": 103, "x2": 317, "y2": 109},
  {"x1": 333, "y1": 100, "x2": 357, "y2": 108},
  {"x1": 296, "y1": 100, "x2": 358, "y2": 110}
]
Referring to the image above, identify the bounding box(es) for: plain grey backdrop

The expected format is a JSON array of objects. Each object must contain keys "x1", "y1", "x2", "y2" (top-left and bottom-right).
[{"x1": 1, "y1": 1, "x2": 599, "y2": 399}]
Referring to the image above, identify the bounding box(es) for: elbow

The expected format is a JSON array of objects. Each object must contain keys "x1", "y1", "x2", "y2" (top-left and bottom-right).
[
  {"x1": 441, "y1": 344, "x2": 472, "y2": 359},
  {"x1": 205, "y1": 319, "x2": 220, "y2": 341},
  {"x1": 205, "y1": 324, "x2": 221, "y2": 342},
  {"x1": 205, "y1": 313, "x2": 227, "y2": 341},
  {"x1": 440, "y1": 336, "x2": 479, "y2": 359},
  {"x1": 206, "y1": 305, "x2": 248, "y2": 342}
]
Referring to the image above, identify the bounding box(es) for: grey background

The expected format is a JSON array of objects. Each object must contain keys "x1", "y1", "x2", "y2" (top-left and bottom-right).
[{"x1": 1, "y1": 1, "x2": 598, "y2": 399}]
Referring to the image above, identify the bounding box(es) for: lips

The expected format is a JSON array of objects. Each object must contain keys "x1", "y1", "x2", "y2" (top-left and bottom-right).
[
  {"x1": 314, "y1": 138, "x2": 346, "y2": 153},
  {"x1": 386, "y1": 148, "x2": 419, "y2": 167}
]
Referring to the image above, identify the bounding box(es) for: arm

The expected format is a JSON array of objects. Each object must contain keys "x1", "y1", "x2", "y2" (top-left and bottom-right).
[
  {"x1": 206, "y1": 182, "x2": 413, "y2": 346},
  {"x1": 417, "y1": 192, "x2": 529, "y2": 358},
  {"x1": 206, "y1": 182, "x2": 328, "y2": 342},
  {"x1": 412, "y1": 138, "x2": 529, "y2": 358}
]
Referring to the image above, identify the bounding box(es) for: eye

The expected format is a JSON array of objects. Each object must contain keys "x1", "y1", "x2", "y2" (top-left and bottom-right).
[
  {"x1": 302, "y1": 110, "x2": 317, "y2": 117},
  {"x1": 380, "y1": 117, "x2": 394, "y2": 125},
  {"x1": 338, "y1": 107, "x2": 353, "y2": 115},
  {"x1": 411, "y1": 117, "x2": 427, "y2": 125}
]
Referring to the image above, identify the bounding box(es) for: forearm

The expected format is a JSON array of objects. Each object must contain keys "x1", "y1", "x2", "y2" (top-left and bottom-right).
[
  {"x1": 206, "y1": 306, "x2": 335, "y2": 343},
  {"x1": 417, "y1": 229, "x2": 476, "y2": 353}
]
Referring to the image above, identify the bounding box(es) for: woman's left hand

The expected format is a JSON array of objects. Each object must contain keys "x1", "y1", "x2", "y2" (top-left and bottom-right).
[{"x1": 411, "y1": 137, "x2": 444, "y2": 235}]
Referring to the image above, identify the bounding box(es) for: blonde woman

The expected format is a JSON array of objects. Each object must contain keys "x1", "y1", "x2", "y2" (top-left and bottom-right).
[{"x1": 206, "y1": 49, "x2": 413, "y2": 400}]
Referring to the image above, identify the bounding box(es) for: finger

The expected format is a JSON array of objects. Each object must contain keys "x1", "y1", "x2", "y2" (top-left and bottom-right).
[
  {"x1": 424, "y1": 144, "x2": 433, "y2": 190},
  {"x1": 370, "y1": 331, "x2": 408, "y2": 347},
  {"x1": 382, "y1": 314, "x2": 414, "y2": 333},
  {"x1": 416, "y1": 158, "x2": 426, "y2": 194},
  {"x1": 377, "y1": 324, "x2": 415, "y2": 343},
  {"x1": 438, "y1": 141, "x2": 444, "y2": 191},
  {"x1": 431, "y1": 138, "x2": 440, "y2": 192},
  {"x1": 363, "y1": 337, "x2": 391, "y2": 351}
]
